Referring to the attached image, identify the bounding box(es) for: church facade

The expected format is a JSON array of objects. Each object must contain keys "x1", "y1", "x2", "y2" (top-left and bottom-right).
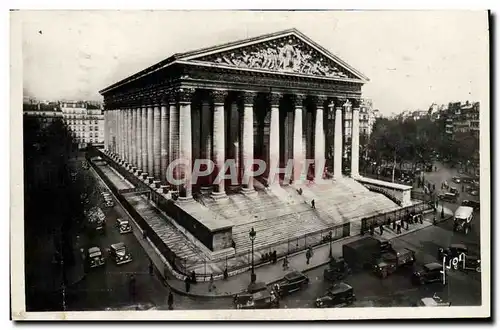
[{"x1": 100, "y1": 29, "x2": 369, "y2": 199}]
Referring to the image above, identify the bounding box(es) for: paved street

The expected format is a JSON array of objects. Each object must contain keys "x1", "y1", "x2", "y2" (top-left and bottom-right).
[
  {"x1": 279, "y1": 221, "x2": 481, "y2": 309},
  {"x1": 63, "y1": 159, "x2": 481, "y2": 311}
]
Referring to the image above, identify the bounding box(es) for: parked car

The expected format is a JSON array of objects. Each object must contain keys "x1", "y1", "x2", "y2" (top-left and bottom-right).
[
  {"x1": 468, "y1": 189, "x2": 479, "y2": 197},
  {"x1": 461, "y1": 199, "x2": 480, "y2": 211},
  {"x1": 315, "y1": 282, "x2": 355, "y2": 308},
  {"x1": 233, "y1": 284, "x2": 279, "y2": 309},
  {"x1": 373, "y1": 248, "x2": 416, "y2": 279},
  {"x1": 452, "y1": 177, "x2": 461, "y2": 184},
  {"x1": 108, "y1": 242, "x2": 132, "y2": 265},
  {"x1": 438, "y1": 193, "x2": 458, "y2": 203},
  {"x1": 412, "y1": 263, "x2": 444, "y2": 285},
  {"x1": 449, "y1": 186, "x2": 460, "y2": 196},
  {"x1": 273, "y1": 271, "x2": 309, "y2": 296},
  {"x1": 324, "y1": 257, "x2": 351, "y2": 282},
  {"x1": 116, "y1": 218, "x2": 132, "y2": 234},
  {"x1": 86, "y1": 246, "x2": 105, "y2": 268}
]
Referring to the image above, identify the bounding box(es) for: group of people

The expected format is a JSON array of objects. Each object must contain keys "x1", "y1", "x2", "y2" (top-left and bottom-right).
[
  {"x1": 368, "y1": 212, "x2": 424, "y2": 236},
  {"x1": 261, "y1": 250, "x2": 278, "y2": 264}
]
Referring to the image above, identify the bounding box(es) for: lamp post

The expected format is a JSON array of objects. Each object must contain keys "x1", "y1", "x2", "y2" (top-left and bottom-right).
[
  {"x1": 329, "y1": 230, "x2": 333, "y2": 258},
  {"x1": 249, "y1": 227, "x2": 256, "y2": 283}
]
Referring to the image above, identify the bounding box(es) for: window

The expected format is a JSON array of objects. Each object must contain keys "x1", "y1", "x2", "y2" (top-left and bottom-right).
[{"x1": 95, "y1": 126, "x2": 98, "y2": 131}]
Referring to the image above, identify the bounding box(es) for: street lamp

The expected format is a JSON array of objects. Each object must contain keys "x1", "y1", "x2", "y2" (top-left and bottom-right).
[
  {"x1": 249, "y1": 227, "x2": 257, "y2": 283},
  {"x1": 329, "y1": 230, "x2": 333, "y2": 258}
]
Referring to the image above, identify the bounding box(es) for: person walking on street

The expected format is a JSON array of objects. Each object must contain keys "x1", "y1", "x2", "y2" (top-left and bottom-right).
[
  {"x1": 149, "y1": 261, "x2": 154, "y2": 276},
  {"x1": 283, "y1": 255, "x2": 289, "y2": 270},
  {"x1": 397, "y1": 223, "x2": 401, "y2": 234},
  {"x1": 223, "y1": 267, "x2": 228, "y2": 280},
  {"x1": 311, "y1": 199, "x2": 315, "y2": 209},
  {"x1": 379, "y1": 224, "x2": 384, "y2": 235},
  {"x1": 184, "y1": 276, "x2": 191, "y2": 293},
  {"x1": 306, "y1": 248, "x2": 312, "y2": 265},
  {"x1": 208, "y1": 274, "x2": 215, "y2": 292},
  {"x1": 129, "y1": 274, "x2": 136, "y2": 302},
  {"x1": 167, "y1": 291, "x2": 174, "y2": 310}
]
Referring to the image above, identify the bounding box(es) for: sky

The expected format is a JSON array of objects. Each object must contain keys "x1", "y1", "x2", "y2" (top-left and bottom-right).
[{"x1": 18, "y1": 10, "x2": 489, "y2": 116}]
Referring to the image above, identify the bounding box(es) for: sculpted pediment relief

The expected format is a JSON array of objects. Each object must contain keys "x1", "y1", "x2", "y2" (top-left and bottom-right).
[{"x1": 191, "y1": 35, "x2": 353, "y2": 79}]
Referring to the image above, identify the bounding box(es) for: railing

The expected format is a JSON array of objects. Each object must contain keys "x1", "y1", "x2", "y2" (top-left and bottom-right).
[
  {"x1": 173, "y1": 221, "x2": 351, "y2": 281},
  {"x1": 360, "y1": 201, "x2": 433, "y2": 234}
]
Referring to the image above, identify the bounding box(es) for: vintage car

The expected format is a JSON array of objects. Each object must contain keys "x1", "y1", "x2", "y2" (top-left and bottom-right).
[
  {"x1": 468, "y1": 189, "x2": 479, "y2": 196},
  {"x1": 86, "y1": 246, "x2": 105, "y2": 268},
  {"x1": 452, "y1": 177, "x2": 461, "y2": 184},
  {"x1": 116, "y1": 218, "x2": 132, "y2": 234},
  {"x1": 453, "y1": 206, "x2": 474, "y2": 234},
  {"x1": 438, "y1": 192, "x2": 458, "y2": 203},
  {"x1": 324, "y1": 257, "x2": 351, "y2": 282},
  {"x1": 108, "y1": 242, "x2": 132, "y2": 265},
  {"x1": 233, "y1": 285, "x2": 279, "y2": 309},
  {"x1": 438, "y1": 244, "x2": 480, "y2": 272},
  {"x1": 273, "y1": 271, "x2": 309, "y2": 297},
  {"x1": 438, "y1": 243, "x2": 468, "y2": 262},
  {"x1": 315, "y1": 282, "x2": 356, "y2": 308},
  {"x1": 418, "y1": 295, "x2": 451, "y2": 307},
  {"x1": 412, "y1": 263, "x2": 444, "y2": 285},
  {"x1": 373, "y1": 248, "x2": 416, "y2": 279},
  {"x1": 449, "y1": 186, "x2": 460, "y2": 196},
  {"x1": 461, "y1": 199, "x2": 480, "y2": 211}
]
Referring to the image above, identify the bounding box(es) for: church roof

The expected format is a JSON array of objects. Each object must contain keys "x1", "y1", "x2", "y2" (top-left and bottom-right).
[{"x1": 100, "y1": 28, "x2": 369, "y2": 95}]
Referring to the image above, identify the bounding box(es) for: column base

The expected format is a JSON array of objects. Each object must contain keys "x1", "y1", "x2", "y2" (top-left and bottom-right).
[
  {"x1": 241, "y1": 187, "x2": 257, "y2": 196},
  {"x1": 146, "y1": 176, "x2": 154, "y2": 184},
  {"x1": 211, "y1": 191, "x2": 228, "y2": 200},
  {"x1": 200, "y1": 186, "x2": 213, "y2": 195},
  {"x1": 177, "y1": 195, "x2": 193, "y2": 202},
  {"x1": 152, "y1": 180, "x2": 161, "y2": 189},
  {"x1": 350, "y1": 173, "x2": 360, "y2": 179}
]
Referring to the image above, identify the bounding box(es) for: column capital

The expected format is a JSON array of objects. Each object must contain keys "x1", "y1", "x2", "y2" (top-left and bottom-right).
[
  {"x1": 268, "y1": 92, "x2": 282, "y2": 107},
  {"x1": 211, "y1": 90, "x2": 229, "y2": 105},
  {"x1": 350, "y1": 98, "x2": 361, "y2": 109},
  {"x1": 333, "y1": 98, "x2": 347, "y2": 109},
  {"x1": 174, "y1": 88, "x2": 196, "y2": 104},
  {"x1": 291, "y1": 94, "x2": 306, "y2": 108},
  {"x1": 314, "y1": 95, "x2": 328, "y2": 108},
  {"x1": 241, "y1": 91, "x2": 258, "y2": 106}
]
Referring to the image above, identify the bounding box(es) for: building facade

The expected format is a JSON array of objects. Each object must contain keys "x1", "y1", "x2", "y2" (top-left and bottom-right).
[
  {"x1": 100, "y1": 29, "x2": 369, "y2": 198},
  {"x1": 444, "y1": 101, "x2": 480, "y2": 138},
  {"x1": 60, "y1": 101, "x2": 105, "y2": 149},
  {"x1": 23, "y1": 102, "x2": 62, "y2": 129}
]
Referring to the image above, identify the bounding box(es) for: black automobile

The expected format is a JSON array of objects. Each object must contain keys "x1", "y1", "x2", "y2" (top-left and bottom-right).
[
  {"x1": 315, "y1": 282, "x2": 355, "y2": 308},
  {"x1": 438, "y1": 192, "x2": 458, "y2": 203},
  {"x1": 438, "y1": 244, "x2": 468, "y2": 263},
  {"x1": 273, "y1": 271, "x2": 309, "y2": 296},
  {"x1": 412, "y1": 263, "x2": 445, "y2": 285},
  {"x1": 461, "y1": 199, "x2": 480, "y2": 211},
  {"x1": 324, "y1": 257, "x2": 351, "y2": 282}
]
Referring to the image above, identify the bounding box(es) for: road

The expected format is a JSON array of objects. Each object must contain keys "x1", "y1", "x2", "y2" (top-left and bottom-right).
[
  {"x1": 64, "y1": 158, "x2": 481, "y2": 311},
  {"x1": 279, "y1": 220, "x2": 482, "y2": 308}
]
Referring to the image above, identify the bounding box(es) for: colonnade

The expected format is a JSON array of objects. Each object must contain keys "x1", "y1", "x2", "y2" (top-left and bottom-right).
[{"x1": 104, "y1": 88, "x2": 361, "y2": 200}]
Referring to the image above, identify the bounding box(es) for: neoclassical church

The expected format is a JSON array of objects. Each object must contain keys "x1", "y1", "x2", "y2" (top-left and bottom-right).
[{"x1": 99, "y1": 29, "x2": 410, "y2": 267}]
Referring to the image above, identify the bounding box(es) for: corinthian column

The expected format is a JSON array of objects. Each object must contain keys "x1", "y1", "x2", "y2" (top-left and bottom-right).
[
  {"x1": 314, "y1": 96, "x2": 326, "y2": 181},
  {"x1": 160, "y1": 101, "x2": 169, "y2": 183},
  {"x1": 126, "y1": 108, "x2": 132, "y2": 164},
  {"x1": 351, "y1": 100, "x2": 361, "y2": 178},
  {"x1": 292, "y1": 94, "x2": 305, "y2": 183},
  {"x1": 333, "y1": 100, "x2": 344, "y2": 179},
  {"x1": 200, "y1": 101, "x2": 212, "y2": 191},
  {"x1": 268, "y1": 93, "x2": 281, "y2": 185},
  {"x1": 178, "y1": 88, "x2": 194, "y2": 199},
  {"x1": 212, "y1": 90, "x2": 228, "y2": 198},
  {"x1": 153, "y1": 104, "x2": 161, "y2": 179},
  {"x1": 241, "y1": 92, "x2": 256, "y2": 194},
  {"x1": 169, "y1": 95, "x2": 179, "y2": 186},
  {"x1": 141, "y1": 105, "x2": 148, "y2": 173},
  {"x1": 147, "y1": 104, "x2": 154, "y2": 177},
  {"x1": 132, "y1": 107, "x2": 138, "y2": 167},
  {"x1": 137, "y1": 107, "x2": 143, "y2": 170},
  {"x1": 120, "y1": 109, "x2": 125, "y2": 160},
  {"x1": 104, "y1": 111, "x2": 108, "y2": 151}
]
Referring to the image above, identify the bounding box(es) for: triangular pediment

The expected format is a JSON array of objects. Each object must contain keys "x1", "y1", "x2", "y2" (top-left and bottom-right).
[{"x1": 178, "y1": 30, "x2": 368, "y2": 82}]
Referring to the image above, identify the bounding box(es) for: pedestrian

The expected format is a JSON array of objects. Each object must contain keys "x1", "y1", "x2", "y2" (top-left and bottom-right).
[
  {"x1": 386, "y1": 217, "x2": 391, "y2": 226},
  {"x1": 379, "y1": 224, "x2": 384, "y2": 235},
  {"x1": 433, "y1": 215, "x2": 437, "y2": 225},
  {"x1": 231, "y1": 240, "x2": 236, "y2": 249},
  {"x1": 433, "y1": 183, "x2": 436, "y2": 191},
  {"x1": 419, "y1": 215, "x2": 423, "y2": 225},
  {"x1": 306, "y1": 248, "x2": 312, "y2": 265},
  {"x1": 149, "y1": 261, "x2": 154, "y2": 276},
  {"x1": 184, "y1": 276, "x2": 191, "y2": 293},
  {"x1": 283, "y1": 255, "x2": 289, "y2": 270},
  {"x1": 167, "y1": 291, "x2": 174, "y2": 310},
  {"x1": 223, "y1": 268, "x2": 228, "y2": 280},
  {"x1": 392, "y1": 219, "x2": 397, "y2": 230},
  {"x1": 208, "y1": 274, "x2": 215, "y2": 292},
  {"x1": 273, "y1": 251, "x2": 277, "y2": 264},
  {"x1": 129, "y1": 274, "x2": 136, "y2": 301},
  {"x1": 191, "y1": 270, "x2": 197, "y2": 284},
  {"x1": 311, "y1": 199, "x2": 315, "y2": 209},
  {"x1": 397, "y1": 223, "x2": 401, "y2": 234}
]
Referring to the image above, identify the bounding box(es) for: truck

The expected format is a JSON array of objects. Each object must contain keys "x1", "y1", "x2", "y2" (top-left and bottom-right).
[
  {"x1": 372, "y1": 247, "x2": 416, "y2": 278},
  {"x1": 342, "y1": 237, "x2": 389, "y2": 272},
  {"x1": 453, "y1": 206, "x2": 474, "y2": 234}
]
